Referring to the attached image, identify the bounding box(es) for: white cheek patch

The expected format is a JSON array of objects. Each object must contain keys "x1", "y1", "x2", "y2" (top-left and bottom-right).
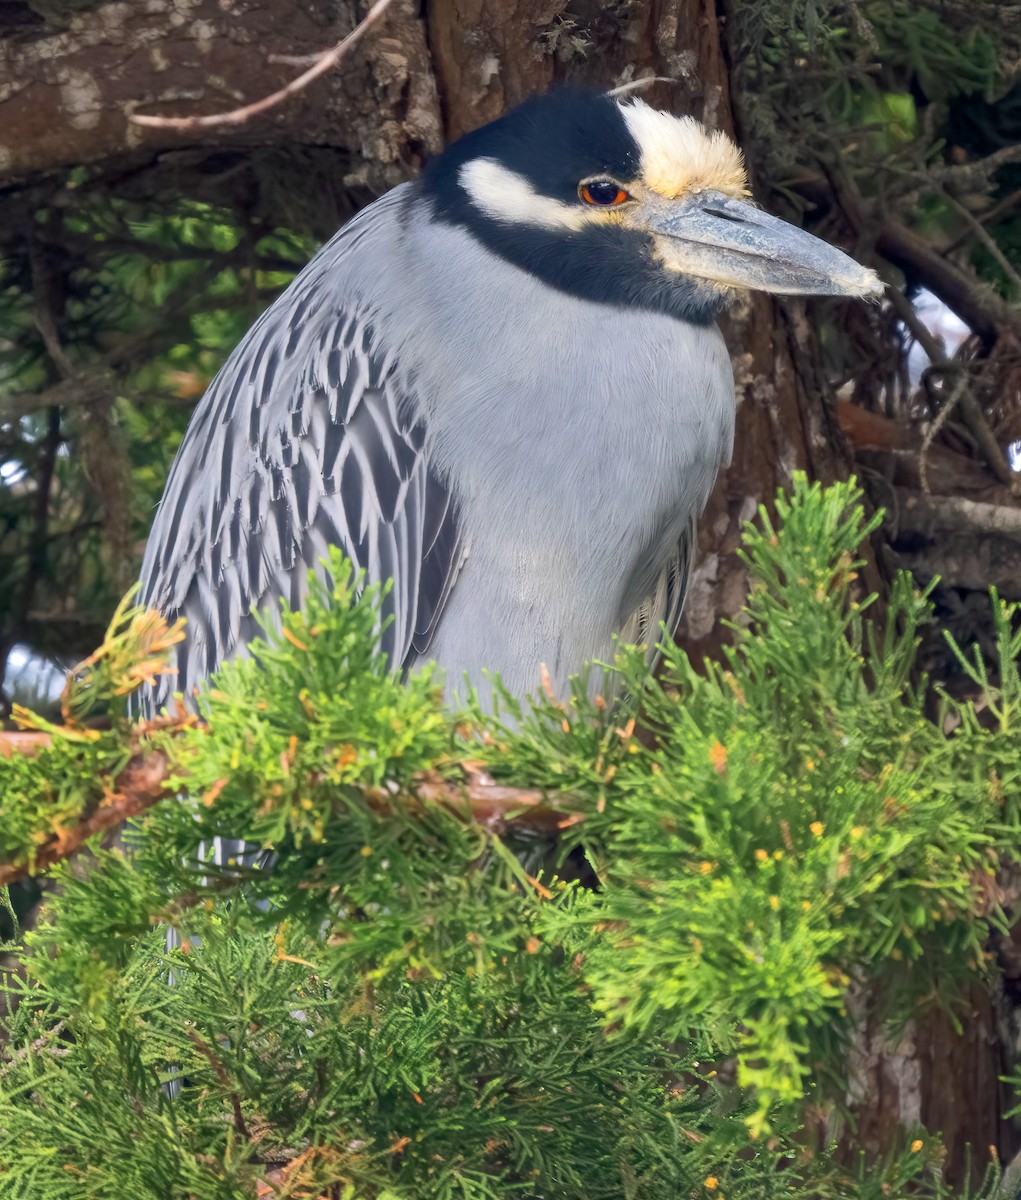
[
  {"x1": 618, "y1": 99, "x2": 747, "y2": 199},
  {"x1": 459, "y1": 158, "x2": 591, "y2": 231}
]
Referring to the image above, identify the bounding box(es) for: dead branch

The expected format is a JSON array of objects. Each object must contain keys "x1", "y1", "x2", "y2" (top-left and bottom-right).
[
  {"x1": 417, "y1": 773, "x2": 574, "y2": 836},
  {"x1": 898, "y1": 491, "x2": 1021, "y2": 540},
  {"x1": 941, "y1": 191, "x2": 1021, "y2": 298},
  {"x1": 929, "y1": 143, "x2": 1021, "y2": 190},
  {"x1": 836, "y1": 399, "x2": 1013, "y2": 500},
  {"x1": 885, "y1": 286, "x2": 1017, "y2": 491},
  {"x1": 0, "y1": 732, "x2": 55, "y2": 757},
  {"x1": 823, "y1": 155, "x2": 1009, "y2": 345},
  {"x1": 942, "y1": 187, "x2": 1021, "y2": 257},
  {"x1": 876, "y1": 220, "x2": 1011, "y2": 348},
  {"x1": 919, "y1": 374, "x2": 969, "y2": 495},
  {"x1": 0, "y1": 731, "x2": 570, "y2": 888},
  {"x1": 128, "y1": 0, "x2": 400, "y2": 133},
  {"x1": 890, "y1": 490, "x2": 1021, "y2": 597}
]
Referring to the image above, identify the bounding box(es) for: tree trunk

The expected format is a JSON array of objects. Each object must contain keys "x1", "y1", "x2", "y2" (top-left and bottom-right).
[
  {"x1": 0, "y1": 0, "x2": 442, "y2": 193},
  {"x1": 0, "y1": 0, "x2": 1013, "y2": 1182}
]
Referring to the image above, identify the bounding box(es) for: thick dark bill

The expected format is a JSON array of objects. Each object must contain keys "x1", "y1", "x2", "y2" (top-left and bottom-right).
[{"x1": 646, "y1": 190, "x2": 882, "y2": 298}]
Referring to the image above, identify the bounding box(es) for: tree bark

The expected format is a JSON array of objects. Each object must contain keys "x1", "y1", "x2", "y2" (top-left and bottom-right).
[{"x1": 0, "y1": 0, "x2": 442, "y2": 194}]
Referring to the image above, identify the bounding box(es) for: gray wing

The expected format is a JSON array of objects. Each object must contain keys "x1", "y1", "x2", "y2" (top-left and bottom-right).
[
  {"x1": 617, "y1": 516, "x2": 695, "y2": 668},
  {"x1": 138, "y1": 206, "x2": 465, "y2": 716}
]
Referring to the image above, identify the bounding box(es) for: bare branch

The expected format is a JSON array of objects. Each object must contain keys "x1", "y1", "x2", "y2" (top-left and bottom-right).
[
  {"x1": 128, "y1": 0, "x2": 400, "y2": 133},
  {"x1": 918, "y1": 373, "x2": 968, "y2": 495},
  {"x1": 929, "y1": 144, "x2": 1021, "y2": 190},
  {"x1": 941, "y1": 191, "x2": 1021, "y2": 298},
  {"x1": 900, "y1": 492, "x2": 1021, "y2": 538},
  {"x1": 820, "y1": 159, "x2": 1015, "y2": 348},
  {"x1": 876, "y1": 220, "x2": 1011, "y2": 347},
  {"x1": 1, "y1": 372, "x2": 113, "y2": 423},
  {"x1": 894, "y1": 489, "x2": 1021, "y2": 594},
  {"x1": 885, "y1": 286, "x2": 1017, "y2": 491},
  {"x1": 944, "y1": 187, "x2": 1021, "y2": 256}
]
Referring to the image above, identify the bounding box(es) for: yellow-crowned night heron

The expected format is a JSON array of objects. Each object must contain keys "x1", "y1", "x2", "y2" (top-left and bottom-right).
[{"x1": 139, "y1": 90, "x2": 879, "y2": 718}]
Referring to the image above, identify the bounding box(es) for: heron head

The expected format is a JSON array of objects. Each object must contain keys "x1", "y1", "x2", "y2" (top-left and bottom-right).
[{"x1": 423, "y1": 90, "x2": 881, "y2": 323}]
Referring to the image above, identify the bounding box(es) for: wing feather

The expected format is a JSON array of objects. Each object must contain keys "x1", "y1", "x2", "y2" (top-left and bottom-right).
[
  {"x1": 617, "y1": 516, "x2": 696, "y2": 673},
  {"x1": 138, "y1": 192, "x2": 465, "y2": 714}
]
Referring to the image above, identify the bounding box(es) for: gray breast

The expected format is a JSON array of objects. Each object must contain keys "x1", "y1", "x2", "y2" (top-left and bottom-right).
[
  {"x1": 138, "y1": 190, "x2": 736, "y2": 716},
  {"x1": 384, "y1": 215, "x2": 737, "y2": 700}
]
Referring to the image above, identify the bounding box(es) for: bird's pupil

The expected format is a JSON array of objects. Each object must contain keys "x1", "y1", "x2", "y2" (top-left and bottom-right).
[{"x1": 586, "y1": 180, "x2": 622, "y2": 204}]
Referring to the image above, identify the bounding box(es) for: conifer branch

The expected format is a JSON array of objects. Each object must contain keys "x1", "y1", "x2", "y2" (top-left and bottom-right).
[
  {"x1": 0, "y1": 742, "x2": 173, "y2": 887},
  {"x1": 0, "y1": 733, "x2": 570, "y2": 887}
]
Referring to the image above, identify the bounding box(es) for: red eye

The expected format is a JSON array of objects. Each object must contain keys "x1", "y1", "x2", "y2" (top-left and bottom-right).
[{"x1": 580, "y1": 180, "x2": 630, "y2": 206}]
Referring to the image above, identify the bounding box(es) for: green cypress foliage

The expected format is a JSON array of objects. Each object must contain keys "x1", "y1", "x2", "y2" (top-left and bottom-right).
[{"x1": 1, "y1": 476, "x2": 1019, "y2": 1198}]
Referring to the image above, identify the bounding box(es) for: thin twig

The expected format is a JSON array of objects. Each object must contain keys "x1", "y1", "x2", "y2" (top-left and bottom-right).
[
  {"x1": 941, "y1": 191, "x2": 1021, "y2": 297},
  {"x1": 876, "y1": 219, "x2": 1010, "y2": 345},
  {"x1": 943, "y1": 186, "x2": 1021, "y2": 256},
  {"x1": 186, "y1": 1029, "x2": 250, "y2": 1139},
  {"x1": 607, "y1": 76, "x2": 682, "y2": 98},
  {"x1": 1, "y1": 262, "x2": 232, "y2": 422},
  {"x1": 919, "y1": 373, "x2": 968, "y2": 495},
  {"x1": 809, "y1": 161, "x2": 1014, "y2": 347},
  {"x1": 128, "y1": 0, "x2": 400, "y2": 132},
  {"x1": 30, "y1": 241, "x2": 76, "y2": 382}
]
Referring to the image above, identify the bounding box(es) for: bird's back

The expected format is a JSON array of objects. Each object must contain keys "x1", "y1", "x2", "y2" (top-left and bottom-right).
[{"x1": 138, "y1": 184, "x2": 461, "y2": 714}]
